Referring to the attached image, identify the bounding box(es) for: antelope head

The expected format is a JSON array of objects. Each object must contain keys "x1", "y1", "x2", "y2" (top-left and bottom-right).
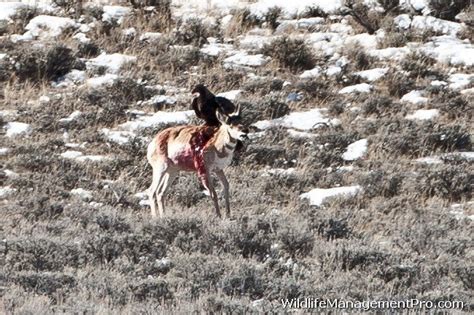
[{"x1": 216, "y1": 104, "x2": 248, "y2": 141}]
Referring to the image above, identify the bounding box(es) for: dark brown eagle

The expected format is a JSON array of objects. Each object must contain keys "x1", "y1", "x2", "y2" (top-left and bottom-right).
[{"x1": 191, "y1": 84, "x2": 239, "y2": 126}]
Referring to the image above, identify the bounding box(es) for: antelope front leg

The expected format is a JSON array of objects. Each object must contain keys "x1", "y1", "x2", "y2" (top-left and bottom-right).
[
  {"x1": 215, "y1": 170, "x2": 230, "y2": 218},
  {"x1": 198, "y1": 168, "x2": 221, "y2": 218}
]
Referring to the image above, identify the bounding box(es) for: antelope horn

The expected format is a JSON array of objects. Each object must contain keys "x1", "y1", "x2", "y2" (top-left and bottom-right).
[{"x1": 232, "y1": 103, "x2": 241, "y2": 116}]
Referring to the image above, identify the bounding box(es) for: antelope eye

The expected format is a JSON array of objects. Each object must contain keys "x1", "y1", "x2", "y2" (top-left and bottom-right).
[{"x1": 228, "y1": 116, "x2": 241, "y2": 125}]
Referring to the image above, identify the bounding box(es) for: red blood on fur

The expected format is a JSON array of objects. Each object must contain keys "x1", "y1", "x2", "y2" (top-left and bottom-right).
[{"x1": 190, "y1": 127, "x2": 217, "y2": 174}]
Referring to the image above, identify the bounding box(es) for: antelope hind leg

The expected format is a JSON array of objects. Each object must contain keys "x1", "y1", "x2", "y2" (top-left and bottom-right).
[{"x1": 148, "y1": 165, "x2": 165, "y2": 218}]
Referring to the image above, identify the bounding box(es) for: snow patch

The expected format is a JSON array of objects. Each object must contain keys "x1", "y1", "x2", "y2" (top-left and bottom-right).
[
  {"x1": 421, "y1": 36, "x2": 473, "y2": 66},
  {"x1": 200, "y1": 43, "x2": 234, "y2": 56},
  {"x1": 342, "y1": 139, "x2": 368, "y2": 161},
  {"x1": 119, "y1": 110, "x2": 195, "y2": 132},
  {"x1": 0, "y1": 186, "x2": 16, "y2": 199},
  {"x1": 339, "y1": 83, "x2": 372, "y2": 94},
  {"x1": 139, "y1": 32, "x2": 163, "y2": 42},
  {"x1": 5, "y1": 122, "x2": 31, "y2": 137},
  {"x1": 60, "y1": 150, "x2": 83, "y2": 159},
  {"x1": 369, "y1": 46, "x2": 410, "y2": 60},
  {"x1": 276, "y1": 17, "x2": 324, "y2": 33},
  {"x1": 416, "y1": 156, "x2": 443, "y2": 164},
  {"x1": 73, "y1": 32, "x2": 90, "y2": 44},
  {"x1": 224, "y1": 52, "x2": 270, "y2": 68},
  {"x1": 399, "y1": 0, "x2": 428, "y2": 11},
  {"x1": 461, "y1": 88, "x2": 474, "y2": 95},
  {"x1": 122, "y1": 27, "x2": 137, "y2": 36},
  {"x1": 71, "y1": 188, "x2": 93, "y2": 201},
  {"x1": 406, "y1": 109, "x2": 439, "y2": 121},
  {"x1": 86, "y1": 74, "x2": 119, "y2": 88},
  {"x1": 263, "y1": 168, "x2": 296, "y2": 176},
  {"x1": 416, "y1": 152, "x2": 474, "y2": 164},
  {"x1": 22, "y1": 15, "x2": 78, "y2": 40},
  {"x1": 238, "y1": 34, "x2": 274, "y2": 50},
  {"x1": 325, "y1": 66, "x2": 342, "y2": 76},
  {"x1": 86, "y1": 53, "x2": 137, "y2": 74},
  {"x1": 400, "y1": 90, "x2": 428, "y2": 105},
  {"x1": 300, "y1": 185, "x2": 362, "y2": 206},
  {"x1": 0, "y1": 110, "x2": 19, "y2": 121},
  {"x1": 102, "y1": 5, "x2": 131, "y2": 24},
  {"x1": 0, "y1": 2, "x2": 25, "y2": 21},
  {"x1": 101, "y1": 129, "x2": 138, "y2": 145},
  {"x1": 411, "y1": 16, "x2": 462, "y2": 36},
  {"x1": 60, "y1": 150, "x2": 110, "y2": 162},
  {"x1": 354, "y1": 68, "x2": 388, "y2": 81},
  {"x1": 53, "y1": 70, "x2": 86, "y2": 88},
  {"x1": 0, "y1": 148, "x2": 10, "y2": 156},
  {"x1": 450, "y1": 202, "x2": 474, "y2": 221},
  {"x1": 300, "y1": 67, "x2": 321, "y2": 79},
  {"x1": 448, "y1": 73, "x2": 473, "y2": 90},
  {"x1": 254, "y1": 108, "x2": 330, "y2": 131},
  {"x1": 59, "y1": 111, "x2": 82, "y2": 123},
  {"x1": 143, "y1": 95, "x2": 177, "y2": 107},
  {"x1": 431, "y1": 80, "x2": 447, "y2": 87},
  {"x1": 345, "y1": 33, "x2": 378, "y2": 50},
  {"x1": 287, "y1": 129, "x2": 317, "y2": 139},
  {"x1": 393, "y1": 14, "x2": 411, "y2": 29}
]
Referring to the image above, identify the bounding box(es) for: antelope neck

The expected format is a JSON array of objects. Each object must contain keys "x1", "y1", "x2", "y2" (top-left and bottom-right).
[
  {"x1": 213, "y1": 127, "x2": 238, "y2": 154},
  {"x1": 226, "y1": 129, "x2": 237, "y2": 144}
]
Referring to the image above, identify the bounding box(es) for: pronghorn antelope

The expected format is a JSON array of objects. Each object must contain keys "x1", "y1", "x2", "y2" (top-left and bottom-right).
[{"x1": 146, "y1": 106, "x2": 248, "y2": 218}]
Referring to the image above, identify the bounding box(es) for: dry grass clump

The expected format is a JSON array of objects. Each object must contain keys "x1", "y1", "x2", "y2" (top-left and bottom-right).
[
  {"x1": 6, "y1": 6, "x2": 42, "y2": 34},
  {"x1": 52, "y1": 0, "x2": 77, "y2": 11},
  {"x1": 295, "y1": 78, "x2": 333, "y2": 100},
  {"x1": 300, "y1": 130, "x2": 360, "y2": 170},
  {"x1": 428, "y1": 0, "x2": 470, "y2": 21},
  {"x1": 402, "y1": 164, "x2": 471, "y2": 201},
  {"x1": 133, "y1": 3, "x2": 173, "y2": 32},
  {"x1": 360, "y1": 169, "x2": 404, "y2": 198},
  {"x1": 10, "y1": 44, "x2": 80, "y2": 83},
  {"x1": 242, "y1": 77, "x2": 285, "y2": 95},
  {"x1": 76, "y1": 41, "x2": 101, "y2": 58},
  {"x1": 430, "y1": 91, "x2": 472, "y2": 120},
  {"x1": 224, "y1": 8, "x2": 263, "y2": 37},
  {"x1": 341, "y1": 0, "x2": 400, "y2": 35},
  {"x1": 109, "y1": 78, "x2": 155, "y2": 103},
  {"x1": 369, "y1": 121, "x2": 471, "y2": 157},
  {"x1": 401, "y1": 51, "x2": 438, "y2": 79},
  {"x1": 263, "y1": 37, "x2": 316, "y2": 72},
  {"x1": 173, "y1": 18, "x2": 220, "y2": 47},
  {"x1": 299, "y1": 5, "x2": 329, "y2": 18},
  {"x1": 377, "y1": 18, "x2": 445, "y2": 48},
  {"x1": 154, "y1": 46, "x2": 201, "y2": 74},
  {"x1": 197, "y1": 67, "x2": 247, "y2": 92},
  {"x1": 264, "y1": 7, "x2": 283, "y2": 31},
  {"x1": 361, "y1": 94, "x2": 400, "y2": 117},
  {"x1": 343, "y1": 43, "x2": 376, "y2": 71},
  {"x1": 382, "y1": 71, "x2": 416, "y2": 98},
  {"x1": 239, "y1": 95, "x2": 289, "y2": 125}
]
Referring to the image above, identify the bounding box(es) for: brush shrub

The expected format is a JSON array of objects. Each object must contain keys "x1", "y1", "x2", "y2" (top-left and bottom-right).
[
  {"x1": 13, "y1": 44, "x2": 78, "y2": 82},
  {"x1": 263, "y1": 37, "x2": 315, "y2": 72}
]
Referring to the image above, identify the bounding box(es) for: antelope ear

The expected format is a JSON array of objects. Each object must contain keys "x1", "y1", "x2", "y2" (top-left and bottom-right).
[{"x1": 216, "y1": 109, "x2": 228, "y2": 125}]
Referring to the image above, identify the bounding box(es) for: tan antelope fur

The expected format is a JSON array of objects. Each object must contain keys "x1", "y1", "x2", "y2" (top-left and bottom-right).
[{"x1": 146, "y1": 106, "x2": 247, "y2": 218}]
